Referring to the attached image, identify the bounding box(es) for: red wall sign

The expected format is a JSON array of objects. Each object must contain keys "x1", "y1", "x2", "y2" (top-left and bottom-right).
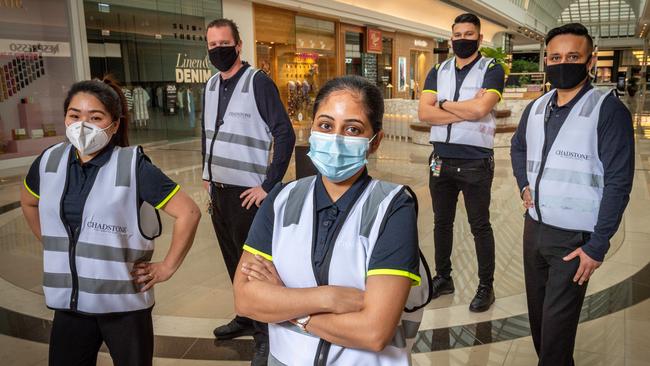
[{"x1": 366, "y1": 28, "x2": 382, "y2": 54}]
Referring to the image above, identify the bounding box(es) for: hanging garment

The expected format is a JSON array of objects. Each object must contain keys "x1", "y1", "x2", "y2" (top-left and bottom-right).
[{"x1": 132, "y1": 86, "x2": 150, "y2": 126}]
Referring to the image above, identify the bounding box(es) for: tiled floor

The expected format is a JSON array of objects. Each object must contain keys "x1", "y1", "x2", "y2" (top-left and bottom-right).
[{"x1": 0, "y1": 94, "x2": 648, "y2": 364}]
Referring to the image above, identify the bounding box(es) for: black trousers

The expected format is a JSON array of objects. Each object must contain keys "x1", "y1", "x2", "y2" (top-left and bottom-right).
[
  {"x1": 210, "y1": 183, "x2": 268, "y2": 340},
  {"x1": 428, "y1": 155, "x2": 496, "y2": 286},
  {"x1": 49, "y1": 308, "x2": 153, "y2": 366},
  {"x1": 523, "y1": 215, "x2": 589, "y2": 366}
]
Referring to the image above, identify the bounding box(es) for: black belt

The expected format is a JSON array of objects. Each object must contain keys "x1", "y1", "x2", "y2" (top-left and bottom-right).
[{"x1": 211, "y1": 182, "x2": 245, "y2": 189}]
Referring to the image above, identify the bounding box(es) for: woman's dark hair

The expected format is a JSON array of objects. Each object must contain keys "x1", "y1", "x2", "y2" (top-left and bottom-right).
[
  {"x1": 312, "y1": 75, "x2": 384, "y2": 133},
  {"x1": 63, "y1": 76, "x2": 129, "y2": 147}
]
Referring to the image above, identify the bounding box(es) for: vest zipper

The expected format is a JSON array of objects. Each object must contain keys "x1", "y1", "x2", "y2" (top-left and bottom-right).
[
  {"x1": 68, "y1": 226, "x2": 80, "y2": 311},
  {"x1": 533, "y1": 104, "x2": 553, "y2": 223},
  {"x1": 206, "y1": 121, "x2": 219, "y2": 183}
]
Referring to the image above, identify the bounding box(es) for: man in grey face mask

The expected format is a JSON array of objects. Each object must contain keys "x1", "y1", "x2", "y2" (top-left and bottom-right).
[
  {"x1": 510, "y1": 23, "x2": 634, "y2": 365},
  {"x1": 202, "y1": 18, "x2": 295, "y2": 366}
]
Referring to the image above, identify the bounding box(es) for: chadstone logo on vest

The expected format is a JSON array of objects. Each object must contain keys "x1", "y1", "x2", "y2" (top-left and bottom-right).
[
  {"x1": 228, "y1": 111, "x2": 252, "y2": 119},
  {"x1": 87, "y1": 221, "x2": 128, "y2": 235},
  {"x1": 555, "y1": 149, "x2": 592, "y2": 161}
]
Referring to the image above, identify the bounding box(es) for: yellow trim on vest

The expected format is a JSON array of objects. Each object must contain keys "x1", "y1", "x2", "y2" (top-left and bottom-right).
[
  {"x1": 243, "y1": 245, "x2": 273, "y2": 262},
  {"x1": 486, "y1": 89, "x2": 503, "y2": 101},
  {"x1": 24, "y1": 179, "x2": 40, "y2": 199},
  {"x1": 155, "y1": 184, "x2": 180, "y2": 210},
  {"x1": 367, "y1": 269, "x2": 421, "y2": 286},
  {"x1": 422, "y1": 89, "x2": 438, "y2": 94}
]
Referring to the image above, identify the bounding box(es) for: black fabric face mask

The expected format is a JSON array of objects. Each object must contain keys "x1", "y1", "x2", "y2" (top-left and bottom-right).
[
  {"x1": 545, "y1": 62, "x2": 590, "y2": 89},
  {"x1": 452, "y1": 39, "x2": 479, "y2": 59},
  {"x1": 208, "y1": 45, "x2": 239, "y2": 72}
]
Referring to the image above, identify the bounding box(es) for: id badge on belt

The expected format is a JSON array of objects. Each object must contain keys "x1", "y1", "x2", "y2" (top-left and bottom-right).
[{"x1": 430, "y1": 155, "x2": 442, "y2": 177}]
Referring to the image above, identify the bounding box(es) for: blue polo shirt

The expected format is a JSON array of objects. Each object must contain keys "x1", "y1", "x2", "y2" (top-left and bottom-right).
[
  {"x1": 244, "y1": 169, "x2": 421, "y2": 284},
  {"x1": 24, "y1": 143, "x2": 179, "y2": 237}
]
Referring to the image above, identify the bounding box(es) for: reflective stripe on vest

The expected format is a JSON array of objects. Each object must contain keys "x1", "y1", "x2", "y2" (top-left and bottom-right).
[
  {"x1": 202, "y1": 67, "x2": 272, "y2": 187},
  {"x1": 268, "y1": 176, "x2": 427, "y2": 365},
  {"x1": 526, "y1": 88, "x2": 609, "y2": 232},
  {"x1": 39, "y1": 144, "x2": 161, "y2": 314},
  {"x1": 429, "y1": 57, "x2": 497, "y2": 148}
]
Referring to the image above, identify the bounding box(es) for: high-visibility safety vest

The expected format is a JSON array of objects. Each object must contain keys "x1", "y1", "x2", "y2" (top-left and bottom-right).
[
  {"x1": 267, "y1": 176, "x2": 432, "y2": 366},
  {"x1": 202, "y1": 67, "x2": 272, "y2": 187},
  {"x1": 526, "y1": 88, "x2": 611, "y2": 232},
  {"x1": 429, "y1": 57, "x2": 497, "y2": 149},
  {"x1": 39, "y1": 143, "x2": 162, "y2": 314}
]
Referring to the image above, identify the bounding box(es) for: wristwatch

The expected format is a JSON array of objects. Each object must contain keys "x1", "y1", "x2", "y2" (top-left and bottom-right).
[
  {"x1": 295, "y1": 315, "x2": 311, "y2": 332},
  {"x1": 438, "y1": 98, "x2": 448, "y2": 110}
]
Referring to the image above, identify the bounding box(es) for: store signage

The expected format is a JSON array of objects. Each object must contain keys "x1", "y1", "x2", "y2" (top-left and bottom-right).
[
  {"x1": 0, "y1": 0, "x2": 23, "y2": 8},
  {"x1": 365, "y1": 28, "x2": 382, "y2": 54},
  {"x1": 414, "y1": 39, "x2": 429, "y2": 48},
  {"x1": 0, "y1": 39, "x2": 71, "y2": 57},
  {"x1": 175, "y1": 53, "x2": 213, "y2": 83}
]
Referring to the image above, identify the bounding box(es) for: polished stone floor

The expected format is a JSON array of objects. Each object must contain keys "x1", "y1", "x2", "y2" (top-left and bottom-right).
[{"x1": 0, "y1": 94, "x2": 649, "y2": 365}]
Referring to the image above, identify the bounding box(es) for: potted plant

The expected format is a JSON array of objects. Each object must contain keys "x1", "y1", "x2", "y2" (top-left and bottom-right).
[
  {"x1": 627, "y1": 76, "x2": 639, "y2": 97},
  {"x1": 480, "y1": 46, "x2": 510, "y2": 75}
]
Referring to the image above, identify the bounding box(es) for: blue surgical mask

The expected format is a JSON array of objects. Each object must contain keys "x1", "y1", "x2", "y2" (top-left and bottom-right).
[{"x1": 307, "y1": 131, "x2": 375, "y2": 183}]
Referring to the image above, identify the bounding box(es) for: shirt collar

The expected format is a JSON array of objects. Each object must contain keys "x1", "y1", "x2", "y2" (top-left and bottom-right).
[
  {"x1": 314, "y1": 168, "x2": 371, "y2": 212},
  {"x1": 220, "y1": 61, "x2": 250, "y2": 84},
  {"x1": 70, "y1": 143, "x2": 115, "y2": 167},
  {"x1": 456, "y1": 54, "x2": 482, "y2": 71},
  {"x1": 551, "y1": 81, "x2": 593, "y2": 109}
]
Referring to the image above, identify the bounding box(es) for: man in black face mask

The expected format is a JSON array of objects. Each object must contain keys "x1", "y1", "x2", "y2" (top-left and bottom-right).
[
  {"x1": 510, "y1": 23, "x2": 634, "y2": 365},
  {"x1": 418, "y1": 13, "x2": 504, "y2": 313},
  {"x1": 202, "y1": 18, "x2": 295, "y2": 366}
]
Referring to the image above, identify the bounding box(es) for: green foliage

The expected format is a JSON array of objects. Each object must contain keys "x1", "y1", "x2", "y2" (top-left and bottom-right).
[
  {"x1": 511, "y1": 59, "x2": 539, "y2": 73},
  {"x1": 480, "y1": 46, "x2": 510, "y2": 75},
  {"x1": 518, "y1": 75, "x2": 531, "y2": 86}
]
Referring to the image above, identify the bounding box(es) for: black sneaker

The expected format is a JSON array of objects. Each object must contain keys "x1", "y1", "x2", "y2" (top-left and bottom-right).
[
  {"x1": 431, "y1": 275, "x2": 455, "y2": 299},
  {"x1": 469, "y1": 284, "x2": 495, "y2": 312},
  {"x1": 213, "y1": 318, "x2": 255, "y2": 340},
  {"x1": 251, "y1": 337, "x2": 269, "y2": 366}
]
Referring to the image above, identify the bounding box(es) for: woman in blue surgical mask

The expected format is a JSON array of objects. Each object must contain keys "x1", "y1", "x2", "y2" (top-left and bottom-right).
[
  {"x1": 20, "y1": 77, "x2": 201, "y2": 366},
  {"x1": 233, "y1": 75, "x2": 432, "y2": 365}
]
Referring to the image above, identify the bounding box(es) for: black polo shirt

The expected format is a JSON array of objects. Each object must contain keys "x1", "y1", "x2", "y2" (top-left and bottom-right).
[
  {"x1": 24, "y1": 144, "x2": 179, "y2": 236},
  {"x1": 423, "y1": 54, "x2": 505, "y2": 159},
  {"x1": 201, "y1": 61, "x2": 296, "y2": 192},
  {"x1": 243, "y1": 170, "x2": 421, "y2": 285},
  {"x1": 510, "y1": 82, "x2": 635, "y2": 261}
]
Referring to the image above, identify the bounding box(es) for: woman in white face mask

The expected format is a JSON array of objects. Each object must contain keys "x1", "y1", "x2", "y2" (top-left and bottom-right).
[
  {"x1": 233, "y1": 75, "x2": 432, "y2": 365},
  {"x1": 20, "y1": 78, "x2": 201, "y2": 366}
]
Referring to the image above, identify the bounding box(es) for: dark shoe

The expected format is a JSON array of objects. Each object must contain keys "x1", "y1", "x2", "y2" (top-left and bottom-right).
[
  {"x1": 431, "y1": 275, "x2": 455, "y2": 299},
  {"x1": 213, "y1": 318, "x2": 255, "y2": 340},
  {"x1": 251, "y1": 338, "x2": 269, "y2": 366},
  {"x1": 469, "y1": 285, "x2": 495, "y2": 312}
]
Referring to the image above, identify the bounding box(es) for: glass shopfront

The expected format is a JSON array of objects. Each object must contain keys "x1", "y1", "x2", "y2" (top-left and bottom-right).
[
  {"x1": 83, "y1": 0, "x2": 222, "y2": 144},
  {"x1": 0, "y1": 0, "x2": 76, "y2": 159},
  {"x1": 254, "y1": 5, "x2": 336, "y2": 126}
]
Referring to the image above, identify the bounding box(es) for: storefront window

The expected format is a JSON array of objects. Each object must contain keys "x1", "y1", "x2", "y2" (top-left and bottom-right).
[
  {"x1": 410, "y1": 50, "x2": 428, "y2": 99},
  {"x1": 0, "y1": 0, "x2": 76, "y2": 159},
  {"x1": 84, "y1": 0, "x2": 222, "y2": 144},
  {"x1": 345, "y1": 32, "x2": 363, "y2": 76},
  {"x1": 378, "y1": 37, "x2": 393, "y2": 98},
  {"x1": 255, "y1": 7, "x2": 335, "y2": 127}
]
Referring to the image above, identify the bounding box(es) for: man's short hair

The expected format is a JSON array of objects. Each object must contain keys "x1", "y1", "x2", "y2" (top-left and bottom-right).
[
  {"x1": 545, "y1": 23, "x2": 593, "y2": 53},
  {"x1": 453, "y1": 13, "x2": 481, "y2": 31},
  {"x1": 206, "y1": 18, "x2": 241, "y2": 44}
]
